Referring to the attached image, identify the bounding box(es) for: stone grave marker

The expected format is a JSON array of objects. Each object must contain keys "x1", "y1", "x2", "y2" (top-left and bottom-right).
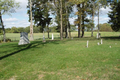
[
  {"x1": 97, "y1": 42, "x2": 100, "y2": 45},
  {"x1": 52, "y1": 33, "x2": 54, "y2": 40},
  {"x1": 18, "y1": 32, "x2": 30, "y2": 45},
  {"x1": 96, "y1": 33, "x2": 101, "y2": 39}
]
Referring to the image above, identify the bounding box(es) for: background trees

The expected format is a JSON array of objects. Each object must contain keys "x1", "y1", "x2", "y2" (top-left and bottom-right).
[
  {"x1": 108, "y1": 1, "x2": 120, "y2": 31},
  {"x1": 0, "y1": 0, "x2": 19, "y2": 42},
  {"x1": 27, "y1": 0, "x2": 52, "y2": 39},
  {"x1": 96, "y1": 23, "x2": 113, "y2": 32}
]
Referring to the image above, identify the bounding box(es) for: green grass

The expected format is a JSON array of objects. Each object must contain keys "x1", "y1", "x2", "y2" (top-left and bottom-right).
[{"x1": 0, "y1": 32, "x2": 120, "y2": 80}]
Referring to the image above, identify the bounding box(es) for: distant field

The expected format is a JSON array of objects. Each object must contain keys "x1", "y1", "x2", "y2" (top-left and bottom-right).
[{"x1": 0, "y1": 32, "x2": 120, "y2": 41}]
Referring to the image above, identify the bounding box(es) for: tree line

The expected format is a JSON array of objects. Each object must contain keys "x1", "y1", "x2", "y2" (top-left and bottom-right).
[
  {"x1": 1, "y1": 22, "x2": 112, "y2": 34},
  {"x1": 3, "y1": 25, "x2": 77, "y2": 33}
]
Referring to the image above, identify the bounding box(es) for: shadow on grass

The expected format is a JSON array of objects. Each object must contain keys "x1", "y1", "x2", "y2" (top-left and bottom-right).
[
  {"x1": 0, "y1": 40, "x2": 59, "y2": 60},
  {"x1": 101, "y1": 36, "x2": 120, "y2": 40}
]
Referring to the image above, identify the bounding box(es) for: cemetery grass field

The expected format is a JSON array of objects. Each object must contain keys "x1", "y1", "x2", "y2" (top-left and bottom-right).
[{"x1": 0, "y1": 32, "x2": 120, "y2": 80}]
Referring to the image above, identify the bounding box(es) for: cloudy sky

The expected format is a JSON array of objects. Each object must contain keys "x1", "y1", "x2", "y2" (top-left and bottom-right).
[{"x1": 3, "y1": 0, "x2": 111, "y2": 28}]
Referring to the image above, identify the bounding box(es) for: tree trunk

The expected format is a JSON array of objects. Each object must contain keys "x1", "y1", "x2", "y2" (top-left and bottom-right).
[
  {"x1": 47, "y1": 24, "x2": 49, "y2": 39},
  {"x1": 77, "y1": 4, "x2": 81, "y2": 38},
  {"x1": 0, "y1": 11, "x2": 6, "y2": 42},
  {"x1": 29, "y1": 0, "x2": 34, "y2": 41},
  {"x1": 78, "y1": 22, "x2": 81, "y2": 38},
  {"x1": 81, "y1": 2, "x2": 85, "y2": 38},
  {"x1": 98, "y1": 6, "x2": 100, "y2": 38},
  {"x1": 60, "y1": 0, "x2": 63, "y2": 40},
  {"x1": 65, "y1": 26, "x2": 67, "y2": 38},
  {"x1": 65, "y1": 2, "x2": 68, "y2": 38},
  {"x1": 68, "y1": 21, "x2": 71, "y2": 38},
  {"x1": 91, "y1": 6, "x2": 94, "y2": 37}
]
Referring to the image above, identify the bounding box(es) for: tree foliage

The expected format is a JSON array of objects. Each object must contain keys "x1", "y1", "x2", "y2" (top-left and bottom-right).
[
  {"x1": 27, "y1": 0, "x2": 52, "y2": 32},
  {"x1": 0, "y1": 0, "x2": 19, "y2": 15},
  {"x1": 96, "y1": 23, "x2": 113, "y2": 32},
  {"x1": 108, "y1": 1, "x2": 120, "y2": 31}
]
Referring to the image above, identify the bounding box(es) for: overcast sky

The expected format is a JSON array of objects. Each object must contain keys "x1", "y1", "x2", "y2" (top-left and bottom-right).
[{"x1": 2, "y1": 0, "x2": 111, "y2": 28}]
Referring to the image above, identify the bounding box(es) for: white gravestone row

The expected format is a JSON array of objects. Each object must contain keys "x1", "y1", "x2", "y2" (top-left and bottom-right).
[
  {"x1": 18, "y1": 32, "x2": 30, "y2": 45},
  {"x1": 43, "y1": 33, "x2": 54, "y2": 41},
  {"x1": 86, "y1": 39, "x2": 103, "y2": 48}
]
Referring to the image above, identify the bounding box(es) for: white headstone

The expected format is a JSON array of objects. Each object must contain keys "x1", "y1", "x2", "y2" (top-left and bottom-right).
[
  {"x1": 109, "y1": 46, "x2": 111, "y2": 48},
  {"x1": 101, "y1": 39, "x2": 103, "y2": 44},
  {"x1": 43, "y1": 35, "x2": 45, "y2": 41},
  {"x1": 97, "y1": 42, "x2": 100, "y2": 45},
  {"x1": 18, "y1": 32, "x2": 30, "y2": 45},
  {"x1": 96, "y1": 33, "x2": 101, "y2": 38},
  {"x1": 52, "y1": 33, "x2": 54, "y2": 40}
]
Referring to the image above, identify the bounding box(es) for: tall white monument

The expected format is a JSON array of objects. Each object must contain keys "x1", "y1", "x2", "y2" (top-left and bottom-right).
[
  {"x1": 18, "y1": 32, "x2": 30, "y2": 45},
  {"x1": 52, "y1": 33, "x2": 54, "y2": 40}
]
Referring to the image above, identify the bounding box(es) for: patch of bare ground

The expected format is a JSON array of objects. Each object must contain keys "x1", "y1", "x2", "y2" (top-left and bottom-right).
[
  {"x1": 9, "y1": 76, "x2": 17, "y2": 80},
  {"x1": 38, "y1": 74, "x2": 44, "y2": 80}
]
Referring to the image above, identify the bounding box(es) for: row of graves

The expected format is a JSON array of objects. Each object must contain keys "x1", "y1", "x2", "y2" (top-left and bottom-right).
[
  {"x1": 18, "y1": 31, "x2": 100, "y2": 45},
  {"x1": 1, "y1": 28, "x2": 114, "y2": 48}
]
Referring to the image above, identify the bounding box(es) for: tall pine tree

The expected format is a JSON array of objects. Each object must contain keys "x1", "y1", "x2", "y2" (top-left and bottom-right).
[{"x1": 108, "y1": 1, "x2": 120, "y2": 31}]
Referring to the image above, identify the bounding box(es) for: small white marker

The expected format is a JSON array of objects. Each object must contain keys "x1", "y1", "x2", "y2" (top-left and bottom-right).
[
  {"x1": 109, "y1": 46, "x2": 111, "y2": 48},
  {"x1": 101, "y1": 39, "x2": 103, "y2": 44},
  {"x1": 97, "y1": 42, "x2": 100, "y2": 45},
  {"x1": 52, "y1": 33, "x2": 54, "y2": 40}
]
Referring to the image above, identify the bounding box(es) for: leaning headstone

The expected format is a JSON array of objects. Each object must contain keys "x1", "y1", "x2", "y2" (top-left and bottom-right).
[
  {"x1": 18, "y1": 32, "x2": 30, "y2": 45},
  {"x1": 52, "y1": 33, "x2": 54, "y2": 40}
]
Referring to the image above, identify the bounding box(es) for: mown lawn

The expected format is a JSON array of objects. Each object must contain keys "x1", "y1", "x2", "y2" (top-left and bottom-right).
[{"x1": 0, "y1": 34, "x2": 120, "y2": 80}]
